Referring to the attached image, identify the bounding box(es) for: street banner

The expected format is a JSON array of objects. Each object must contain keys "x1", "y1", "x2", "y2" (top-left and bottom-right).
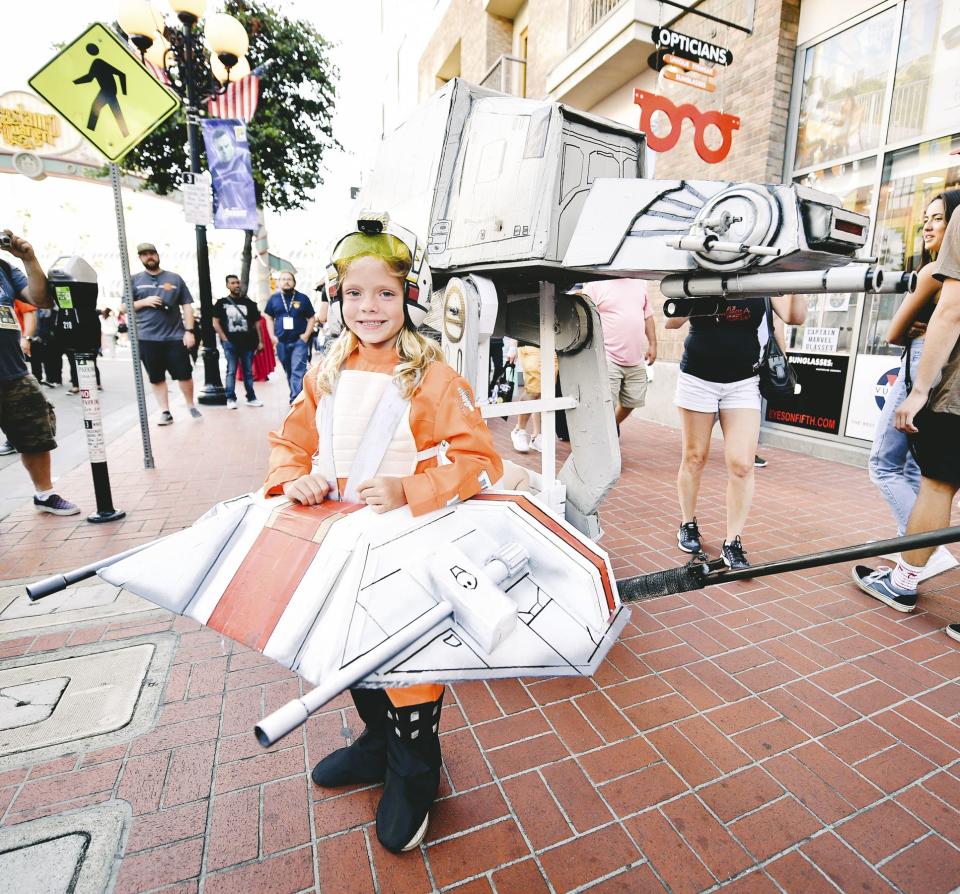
[
  {"x1": 201, "y1": 118, "x2": 258, "y2": 230},
  {"x1": 765, "y1": 352, "x2": 849, "y2": 435},
  {"x1": 28, "y1": 23, "x2": 179, "y2": 163}
]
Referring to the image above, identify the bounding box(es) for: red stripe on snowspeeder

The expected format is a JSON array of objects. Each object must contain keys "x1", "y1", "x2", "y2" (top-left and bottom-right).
[
  {"x1": 472, "y1": 492, "x2": 616, "y2": 616},
  {"x1": 207, "y1": 500, "x2": 363, "y2": 651}
]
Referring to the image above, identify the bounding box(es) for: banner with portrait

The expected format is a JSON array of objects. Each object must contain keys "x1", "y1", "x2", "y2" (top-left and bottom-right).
[{"x1": 201, "y1": 118, "x2": 258, "y2": 230}]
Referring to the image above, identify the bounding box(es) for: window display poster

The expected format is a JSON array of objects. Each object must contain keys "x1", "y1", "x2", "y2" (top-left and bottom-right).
[
  {"x1": 765, "y1": 352, "x2": 849, "y2": 435},
  {"x1": 802, "y1": 326, "x2": 840, "y2": 353},
  {"x1": 845, "y1": 352, "x2": 902, "y2": 441}
]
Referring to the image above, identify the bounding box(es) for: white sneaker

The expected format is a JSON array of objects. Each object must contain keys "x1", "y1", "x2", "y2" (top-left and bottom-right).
[
  {"x1": 511, "y1": 428, "x2": 530, "y2": 453},
  {"x1": 246, "y1": 398, "x2": 264, "y2": 407},
  {"x1": 917, "y1": 545, "x2": 960, "y2": 583},
  {"x1": 226, "y1": 399, "x2": 238, "y2": 410},
  {"x1": 531, "y1": 434, "x2": 543, "y2": 452}
]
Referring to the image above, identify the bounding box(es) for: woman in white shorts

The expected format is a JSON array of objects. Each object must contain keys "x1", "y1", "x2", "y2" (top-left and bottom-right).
[{"x1": 666, "y1": 294, "x2": 806, "y2": 569}]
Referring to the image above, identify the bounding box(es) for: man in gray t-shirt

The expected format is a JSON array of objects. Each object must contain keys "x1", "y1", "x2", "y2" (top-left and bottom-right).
[
  {"x1": 131, "y1": 243, "x2": 200, "y2": 424},
  {"x1": 852, "y1": 211, "x2": 960, "y2": 643}
]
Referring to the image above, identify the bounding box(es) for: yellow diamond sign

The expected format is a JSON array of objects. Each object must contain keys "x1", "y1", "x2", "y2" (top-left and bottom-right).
[{"x1": 28, "y1": 22, "x2": 180, "y2": 163}]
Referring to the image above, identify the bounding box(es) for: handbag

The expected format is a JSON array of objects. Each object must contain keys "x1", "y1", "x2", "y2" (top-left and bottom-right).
[{"x1": 757, "y1": 298, "x2": 800, "y2": 400}]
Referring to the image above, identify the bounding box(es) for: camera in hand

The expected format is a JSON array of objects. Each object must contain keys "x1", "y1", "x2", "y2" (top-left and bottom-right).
[{"x1": 0, "y1": 232, "x2": 12, "y2": 250}]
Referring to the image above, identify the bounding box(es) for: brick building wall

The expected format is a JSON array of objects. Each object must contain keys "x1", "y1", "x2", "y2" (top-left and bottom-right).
[{"x1": 419, "y1": 0, "x2": 516, "y2": 99}]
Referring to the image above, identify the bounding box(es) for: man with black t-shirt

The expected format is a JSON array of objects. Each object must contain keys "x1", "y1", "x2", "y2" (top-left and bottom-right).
[{"x1": 212, "y1": 275, "x2": 263, "y2": 409}]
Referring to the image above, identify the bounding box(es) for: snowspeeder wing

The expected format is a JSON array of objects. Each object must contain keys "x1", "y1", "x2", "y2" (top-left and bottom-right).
[{"x1": 99, "y1": 493, "x2": 629, "y2": 691}]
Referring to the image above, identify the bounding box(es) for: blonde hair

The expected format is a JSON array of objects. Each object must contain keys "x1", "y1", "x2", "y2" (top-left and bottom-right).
[
  {"x1": 317, "y1": 243, "x2": 442, "y2": 399},
  {"x1": 315, "y1": 328, "x2": 443, "y2": 399}
]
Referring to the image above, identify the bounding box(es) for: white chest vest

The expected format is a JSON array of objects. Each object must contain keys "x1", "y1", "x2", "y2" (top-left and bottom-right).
[{"x1": 313, "y1": 369, "x2": 429, "y2": 502}]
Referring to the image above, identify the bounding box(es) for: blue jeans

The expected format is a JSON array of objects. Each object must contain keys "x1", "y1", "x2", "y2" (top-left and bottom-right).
[
  {"x1": 275, "y1": 338, "x2": 309, "y2": 402},
  {"x1": 868, "y1": 339, "x2": 923, "y2": 534},
  {"x1": 222, "y1": 341, "x2": 256, "y2": 402}
]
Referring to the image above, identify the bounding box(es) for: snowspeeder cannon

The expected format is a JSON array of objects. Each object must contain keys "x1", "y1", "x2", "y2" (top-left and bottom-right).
[{"x1": 29, "y1": 494, "x2": 629, "y2": 747}]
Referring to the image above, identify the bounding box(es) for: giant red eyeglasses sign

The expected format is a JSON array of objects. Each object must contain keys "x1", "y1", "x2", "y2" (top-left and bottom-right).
[{"x1": 634, "y1": 89, "x2": 740, "y2": 164}]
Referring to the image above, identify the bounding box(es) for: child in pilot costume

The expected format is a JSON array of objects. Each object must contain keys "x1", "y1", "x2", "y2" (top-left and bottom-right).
[{"x1": 263, "y1": 214, "x2": 503, "y2": 853}]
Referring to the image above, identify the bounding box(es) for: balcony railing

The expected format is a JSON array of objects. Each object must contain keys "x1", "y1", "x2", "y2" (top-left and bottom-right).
[
  {"x1": 569, "y1": 0, "x2": 624, "y2": 47},
  {"x1": 480, "y1": 54, "x2": 528, "y2": 96}
]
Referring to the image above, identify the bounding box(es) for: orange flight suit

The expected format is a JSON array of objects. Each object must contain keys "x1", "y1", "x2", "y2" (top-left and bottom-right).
[{"x1": 264, "y1": 343, "x2": 503, "y2": 706}]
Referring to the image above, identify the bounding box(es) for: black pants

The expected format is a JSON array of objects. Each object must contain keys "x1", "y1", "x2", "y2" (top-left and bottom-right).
[
  {"x1": 488, "y1": 338, "x2": 504, "y2": 400},
  {"x1": 68, "y1": 352, "x2": 101, "y2": 388}
]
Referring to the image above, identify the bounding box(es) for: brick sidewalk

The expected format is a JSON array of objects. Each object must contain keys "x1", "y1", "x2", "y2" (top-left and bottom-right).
[{"x1": 0, "y1": 370, "x2": 958, "y2": 893}]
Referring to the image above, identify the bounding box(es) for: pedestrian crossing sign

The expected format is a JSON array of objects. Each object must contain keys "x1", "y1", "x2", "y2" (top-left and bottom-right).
[{"x1": 28, "y1": 22, "x2": 180, "y2": 163}]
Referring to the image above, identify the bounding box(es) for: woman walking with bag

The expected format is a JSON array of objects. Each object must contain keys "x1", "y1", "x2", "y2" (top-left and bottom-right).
[
  {"x1": 666, "y1": 294, "x2": 806, "y2": 568},
  {"x1": 868, "y1": 189, "x2": 960, "y2": 577}
]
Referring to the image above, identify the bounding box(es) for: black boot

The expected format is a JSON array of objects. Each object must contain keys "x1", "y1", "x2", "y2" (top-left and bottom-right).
[
  {"x1": 311, "y1": 688, "x2": 389, "y2": 787},
  {"x1": 376, "y1": 693, "x2": 443, "y2": 853}
]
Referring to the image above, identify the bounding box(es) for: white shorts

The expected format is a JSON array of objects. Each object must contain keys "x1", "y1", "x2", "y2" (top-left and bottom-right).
[{"x1": 674, "y1": 371, "x2": 761, "y2": 413}]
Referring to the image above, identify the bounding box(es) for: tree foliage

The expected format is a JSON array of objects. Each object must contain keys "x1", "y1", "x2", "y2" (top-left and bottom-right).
[{"x1": 121, "y1": 0, "x2": 340, "y2": 212}]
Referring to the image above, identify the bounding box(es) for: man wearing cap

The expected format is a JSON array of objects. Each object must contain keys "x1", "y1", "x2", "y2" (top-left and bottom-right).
[{"x1": 131, "y1": 243, "x2": 200, "y2": 425}]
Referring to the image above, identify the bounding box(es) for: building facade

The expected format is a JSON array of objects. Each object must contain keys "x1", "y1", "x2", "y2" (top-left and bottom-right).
[{"x1": 413, "y1": 0, "x2": 960, "y2": 462}]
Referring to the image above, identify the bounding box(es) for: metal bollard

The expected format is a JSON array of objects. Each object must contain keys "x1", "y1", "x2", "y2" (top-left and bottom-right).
[{"x1": 76, "y1": 352, "x2": 125, "y2": 524}]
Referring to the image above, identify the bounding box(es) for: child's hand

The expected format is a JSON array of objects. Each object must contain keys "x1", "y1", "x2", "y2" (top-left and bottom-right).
[
  {"x1": 357, "y1": 477, "x2": 407, "y2": 513},
  {"x1": 283, "y1": 474, "x2": 330, "y2": 505}
]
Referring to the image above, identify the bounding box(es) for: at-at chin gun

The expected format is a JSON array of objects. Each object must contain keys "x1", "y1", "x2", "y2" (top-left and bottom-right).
[{"x1": 662, "y1": 267, "x2": 918, "y2": 318}]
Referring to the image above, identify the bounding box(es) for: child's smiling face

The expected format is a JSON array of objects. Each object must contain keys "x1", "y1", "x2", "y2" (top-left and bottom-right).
[{"x1": 341, "y1": 255, "x2": 407, "y2": 347}]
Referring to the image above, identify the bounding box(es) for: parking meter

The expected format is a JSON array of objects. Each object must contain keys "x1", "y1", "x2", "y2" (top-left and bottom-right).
[
  {"x1": 45, "y1": 256, "x2": 124, "y2": 524},
  {"x1": 47, "y1": 256, "x2": 101, "y2": 353}
]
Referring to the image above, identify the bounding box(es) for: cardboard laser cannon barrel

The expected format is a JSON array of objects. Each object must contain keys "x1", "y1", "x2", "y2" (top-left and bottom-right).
[
  {"x1": 255, "y1": 544, "x2": 525, "y2": 746},
  {"x1": 29, "y1": 493, "x2": 629, "y2": 746}
]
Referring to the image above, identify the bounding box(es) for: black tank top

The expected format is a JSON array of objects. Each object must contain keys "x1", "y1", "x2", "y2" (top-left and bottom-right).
[{"x1": 680, "y1": 296, "x2": 766, "y2": 384}]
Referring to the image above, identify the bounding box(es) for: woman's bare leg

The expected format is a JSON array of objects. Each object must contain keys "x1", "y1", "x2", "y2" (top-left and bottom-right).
[
  {"x1": 718, "y1": 408, "x2": 761, "y2": 541},
  {"x1": 677, "y1": 408, "x2": 716, "y2": 523}
]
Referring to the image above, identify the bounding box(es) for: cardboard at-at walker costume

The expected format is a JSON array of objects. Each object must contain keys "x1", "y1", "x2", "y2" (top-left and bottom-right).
[{"x1": 28, "y1": 78, "x2": 922, "y2": 748}]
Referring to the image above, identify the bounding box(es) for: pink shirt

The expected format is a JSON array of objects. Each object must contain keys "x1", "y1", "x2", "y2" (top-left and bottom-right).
[{"x1": 580, "y1": 279, "x2": 652, "y2": 367}]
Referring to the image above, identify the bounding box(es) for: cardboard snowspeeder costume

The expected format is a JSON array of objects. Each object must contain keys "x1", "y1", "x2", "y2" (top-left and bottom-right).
[{"x1": 97, "y1": 492, "x2": 628, "y2": 744}]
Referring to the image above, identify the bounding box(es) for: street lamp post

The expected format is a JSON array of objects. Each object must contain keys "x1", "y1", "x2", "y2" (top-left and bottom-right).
[{"x1": 117, "y1": 0, "x2": 251, "y2": 406}]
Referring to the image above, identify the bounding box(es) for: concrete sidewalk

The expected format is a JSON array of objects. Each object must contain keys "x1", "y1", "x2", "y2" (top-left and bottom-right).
[{"x1": 0, "y1": 370, "x2": 958, "y2": 894}]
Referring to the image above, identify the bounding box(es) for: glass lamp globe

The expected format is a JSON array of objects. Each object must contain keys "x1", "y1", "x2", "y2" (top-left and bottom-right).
[
  {"x1": 144, "y1": 32, "x2": 171, "y2": 68},
  {"x1": 205, "y1": 13, "x2": 249, "y2": 60},
  {"x1": 210, "y1": 53, "x2": 250, "y2": 84},
  {"x1": 117, "y1": 0, "x2": 162, "y2": 39},
  {"x1": 168, "y1": 0, "x2": 206, "y2": 24}
]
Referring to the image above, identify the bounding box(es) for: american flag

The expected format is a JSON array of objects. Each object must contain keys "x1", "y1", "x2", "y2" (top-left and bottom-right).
[
  {"x1": 207, "y1": 66, "x2": 265, "y2": 122},
  {"x1": 146, "y1": 61, "x2": 170, "y2": 85}
]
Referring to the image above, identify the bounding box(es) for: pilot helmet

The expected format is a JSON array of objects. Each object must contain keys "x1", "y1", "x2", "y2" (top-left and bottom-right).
[{"x1": 325, "y1": 212, "x2": 432, "y2": 332}]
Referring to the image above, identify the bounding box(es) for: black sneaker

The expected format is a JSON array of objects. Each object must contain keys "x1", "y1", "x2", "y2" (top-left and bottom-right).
[
  {"x1": 722, "y1": 536, "x2": 750, "y2": 570},
  {"x1": 0, "y1": 440, "x2": 16, "y2": 456},
  {"x1": 754, "y1": 455, "x2": 768, "y2": 467},
  {"x1": 946, "y1": 623, "x2": 960, "y2": 644},
  {"x1": 34, "y1": 493, "x2": 80, "y2": 516},
  {"x1": 158, "y1": 410, "x2": 174, "y2": 426},
  {"x1": 678, "y1": 519, "x2": 702, "y2": 553}
]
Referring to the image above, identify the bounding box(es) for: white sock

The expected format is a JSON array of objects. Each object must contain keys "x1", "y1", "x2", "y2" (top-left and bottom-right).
[
  {"x1": 891, "y1": 558, "x2": 922, "y2": 592},
  {"x1": 35, "y1": 489, "x2": 53, "y2": 500}
]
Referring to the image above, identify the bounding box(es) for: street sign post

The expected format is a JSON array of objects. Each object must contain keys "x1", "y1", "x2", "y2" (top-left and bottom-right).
[
  {"x1": 28, "y1": 22, "x2": 179, "y2": 163},
  {"x1": 28, "y1": 22, "x2": 171, "y2": 470}
]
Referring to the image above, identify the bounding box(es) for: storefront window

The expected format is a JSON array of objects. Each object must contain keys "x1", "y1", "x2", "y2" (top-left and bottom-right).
[
  {"x1": 888, "y1": 0, "x2": 960, "y2": 144},
  {"x1": 859, "y1": 134, "x2": 960, "y2": 357},
  {"x1": 794, "y1": 8, "x2": 897, "y2": 170},
  {"x1": 788, "y1": 159, "x2": 877, "y2": 355}
]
